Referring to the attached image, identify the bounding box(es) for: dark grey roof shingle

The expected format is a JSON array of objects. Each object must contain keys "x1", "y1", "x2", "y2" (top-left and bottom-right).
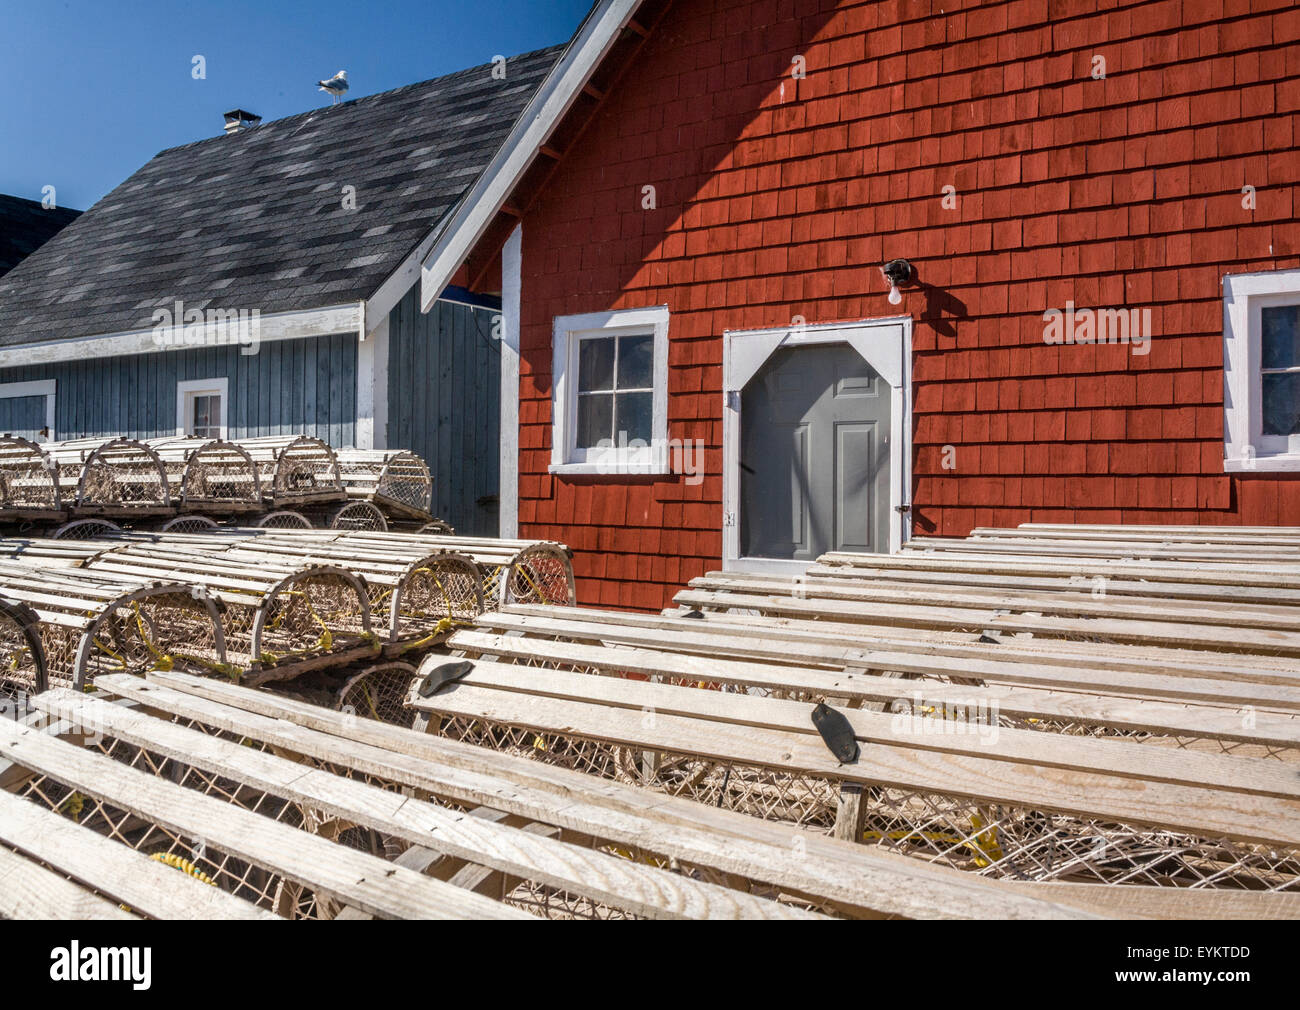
[
  {"x1": 0, "y1": 46, "x2": 562, "y2": 347},
  {"x1": 0, "y1": 195, "x2": 81, "y2": 278}
]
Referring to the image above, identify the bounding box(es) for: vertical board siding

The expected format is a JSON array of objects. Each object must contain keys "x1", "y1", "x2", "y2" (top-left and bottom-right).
[
  {"x1": 0, "y1": 333, "x2": 357, "y2": 444},
  {"x1": 387, "y1": 289, "x2": 501, "y2": 536}
]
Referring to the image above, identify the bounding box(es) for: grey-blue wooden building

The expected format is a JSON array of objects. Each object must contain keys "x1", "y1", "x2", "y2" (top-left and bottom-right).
[{"x1": 0, "y1": 47, "x2": 561, "y2": 534}]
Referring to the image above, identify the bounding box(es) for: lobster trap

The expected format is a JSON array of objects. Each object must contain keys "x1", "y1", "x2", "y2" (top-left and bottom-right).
[
  {"x1": 46, "y1": 437, "x2": 174, "y2": 515},
  {"x1": 148, "y1": 437, "x2": 263, "y2": 513},
  {"x1": 315, "y1": 499, "x2": 389, "y2": 532},
  {"x1": 0, "y1": 436, "x2": 63, "y2": 519},
  {"x1": 237, "y1": 435, "x2": 344, "y2": 506},
  {"x1": 0, "y1": 560, "x2": 227, "y2": 692},
  {"x1": 254, "y1": 509, "x2": 312, "y2": 529},
  {"x1": 336, "y1": 448, "x2": 433, "y2": 519}
]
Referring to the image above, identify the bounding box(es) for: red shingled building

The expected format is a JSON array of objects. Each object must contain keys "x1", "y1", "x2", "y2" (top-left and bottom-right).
[{"x1": 420, "y1": 0, "x2": 1300, "y2": 610}]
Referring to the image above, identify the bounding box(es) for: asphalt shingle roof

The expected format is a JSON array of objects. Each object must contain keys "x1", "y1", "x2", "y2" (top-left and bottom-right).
[
  {"x1": 0, "y1": 195, "x2": 80, "y2": 278},
  {"x1": 0, "y1": 45, "x2": 562, "y2": 347}
]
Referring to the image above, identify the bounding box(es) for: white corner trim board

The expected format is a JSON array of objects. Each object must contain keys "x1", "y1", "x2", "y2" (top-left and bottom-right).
[
  {"x1": 721, "y1": 315, "x2": 913, "y2": 572},
  {"x1": 0, "y1": 379, "x2": 56, "y2": 437},
  {"x1": 0, "y1": 304, "x2": 365, "y2": 369},
  {"x1": 499, "y1": 225, "x2": 523, "y2": 538},
  {"x1": 418, "y1": 0, "x2": 645, "y2": 311},
  {"x1": 1222, "y1": 268, "x2": 1300, "y2": 472},
  {"x1": 355, "y1": 313, "x2": 389, "y2": 451}
]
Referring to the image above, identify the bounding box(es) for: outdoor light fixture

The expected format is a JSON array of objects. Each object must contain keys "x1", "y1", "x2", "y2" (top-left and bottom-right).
[{"x1": 881, "y1": 258, "x2": 913, "y2": 305}]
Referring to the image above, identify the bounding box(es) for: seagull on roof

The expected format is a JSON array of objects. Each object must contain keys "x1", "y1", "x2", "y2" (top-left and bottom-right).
[{"x1": 318, "y1": 70, "x2": 349, "y2": 104}]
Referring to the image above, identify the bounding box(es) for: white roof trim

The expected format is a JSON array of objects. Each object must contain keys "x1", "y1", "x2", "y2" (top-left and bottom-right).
[
  {"x1": 0, "y1": 303, "x2": 364, "y2": 368},
  {"x1": 418, "y1": 0, "x2": 643, "y2": 311}
]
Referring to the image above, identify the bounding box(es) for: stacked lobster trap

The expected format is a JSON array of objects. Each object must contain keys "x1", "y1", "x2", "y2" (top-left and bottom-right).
[{"x1": 0, "y1": 434, "x2": 448, "y2": 534}]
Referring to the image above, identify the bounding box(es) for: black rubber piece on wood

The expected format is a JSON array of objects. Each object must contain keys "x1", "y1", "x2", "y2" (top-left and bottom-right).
[
  {"x1": 680, "y1": 610, "x2": 705, "y2": 619},
  {"x1": 418, "y1": 659, "x2": 474, "y2": 697},
  {"x1": 811, "y1": 702, "x2": 859, "y2": 764}
]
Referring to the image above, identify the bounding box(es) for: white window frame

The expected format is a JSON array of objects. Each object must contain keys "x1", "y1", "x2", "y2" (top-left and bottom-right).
[
  {"x1": 550, "y1": 306, "x2": 669, "y2": 475},
  {"x1": 0, "y1": 379, "x2": 56, "y2": 440},
  {"x1": 176, "y1": 377, "x2": 229, "y2": 439},
  {"x1": 1223, "y1": 269, "x2": 1300, "y2": 471},
  {"x1": 722, "y1": 316, "x2": 913, "y2": 574}
]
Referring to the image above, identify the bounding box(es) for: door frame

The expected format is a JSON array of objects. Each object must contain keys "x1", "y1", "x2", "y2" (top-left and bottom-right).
[{"x1": 721, "y1": 316, "x2": 912, "y2": 574}]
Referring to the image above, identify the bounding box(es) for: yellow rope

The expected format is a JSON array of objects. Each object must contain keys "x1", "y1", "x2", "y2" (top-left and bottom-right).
[
  {"x1": 150, "y1": 852, "x2": 217, "y2": 886},
  {"x1": 861, "y1": 816, "x2": 1003, "y2": 867}
]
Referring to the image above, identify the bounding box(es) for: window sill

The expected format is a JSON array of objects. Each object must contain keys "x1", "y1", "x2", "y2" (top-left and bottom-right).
[
  {"x1": 1224, "y1": 453, "x2": 1300, "y2": 472},
  {"x1": 548, "y1": 461, "x2": 671, "y2": 477}
]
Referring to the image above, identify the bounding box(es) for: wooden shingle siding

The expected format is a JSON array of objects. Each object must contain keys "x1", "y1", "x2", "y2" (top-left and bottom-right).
[
  {"x1": 512, "y1": 0, "x2": 1300, "y2": 611},
  {"x1": 387, "y1": 289, "x2": 500, "y2": 536},
  {"x1": 0, "y1": 333, "x2": 357, "y2": 444}
]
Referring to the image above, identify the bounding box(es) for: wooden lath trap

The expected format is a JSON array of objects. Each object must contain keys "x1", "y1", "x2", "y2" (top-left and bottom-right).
[
  {"x1": 0, "y1": 559, "x2": 227, "y2": 694},
  {"x1": 0, "y1": 435, "x2": 63, "y2": 520},
  {"x1": 76, "y1": 541, "x2": 376, "y2": 686},
  {"x1": 237, "y1": 435, "x2": 344, "y2": 507},
  {"x1": 335, "y1": 448, "x2": 434, "y2": 520},
  {"x1": 146, "y1": 436, "x2": 263, "y2": 512},
  {"x1": 44, "y1": 437, "x2": 173, "y2": 515},
  {"x1": 1, "y1": 668, "x2": 1147, "y2": 920}
]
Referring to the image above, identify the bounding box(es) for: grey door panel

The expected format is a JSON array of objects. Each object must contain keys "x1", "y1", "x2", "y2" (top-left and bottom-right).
[{"x1": 740, "y1": 344, "x2": 890, "y2": 561}]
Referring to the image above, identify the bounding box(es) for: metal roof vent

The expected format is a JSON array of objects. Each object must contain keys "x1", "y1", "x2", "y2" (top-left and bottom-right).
[{"x1": 223, "y1": 109, "x2": 262, "y2": 135}]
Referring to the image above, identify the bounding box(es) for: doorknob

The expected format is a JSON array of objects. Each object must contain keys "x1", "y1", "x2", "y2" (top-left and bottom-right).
[{"x1": 894, "y1": 503, "x2": 911, "y2": 513}]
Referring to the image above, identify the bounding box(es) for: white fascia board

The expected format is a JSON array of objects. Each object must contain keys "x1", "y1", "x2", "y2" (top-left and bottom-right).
[
  {"x1": 0, "y1": 303, "x2": 364, "y2": 368},
  {"x1": 418, "y1": 0, "x2": 643, "y2": 312}
]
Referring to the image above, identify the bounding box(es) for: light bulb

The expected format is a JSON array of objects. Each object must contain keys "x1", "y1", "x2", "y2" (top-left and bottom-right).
[{"x1": 888, "y1": 284, "x2": 902, "y2": 305}]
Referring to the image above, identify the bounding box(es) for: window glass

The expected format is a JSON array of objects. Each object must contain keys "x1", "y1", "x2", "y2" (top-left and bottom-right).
[
  {"x1": 578, "y1": 337, "x2": 615, "y2": 392},
  {"x1": 576, "y1": 392, "x2": 612, "y2": 449},
  {"x1": 190, "y1": 393, "x2": 221, "y2": 437},
  {"x1": 615, "y1": 390, "x2": 653, "y2": 443},
  {"x1": 1262, "y1": 305, "x2": 1300, "y2": 369},
  {"x1": 1263, "y1": 373, "x2": 1300, "y2": 436},
  {"x1": 617, "y1": 334, "x2": 654, "y2": 388}
]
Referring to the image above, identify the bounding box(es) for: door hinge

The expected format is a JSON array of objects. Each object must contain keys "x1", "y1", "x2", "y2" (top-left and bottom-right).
[
  {"x1": 895, "y1": 503, "x2": 912, "y2": 514},
  {"x1": 725, "y1": 390, "x2": 739, "y2": 411},
  {"x1": 722, "y1": 510, "x2": 736, "y2": 528}
]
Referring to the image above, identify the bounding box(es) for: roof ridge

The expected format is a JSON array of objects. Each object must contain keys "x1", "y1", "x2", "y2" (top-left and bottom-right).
[{"x1": 152, "y1": 43, "x2": 569, "y2": 159}]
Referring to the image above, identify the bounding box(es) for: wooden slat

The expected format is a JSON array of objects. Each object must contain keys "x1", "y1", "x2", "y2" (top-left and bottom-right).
[
  {"x1": 448, "y1": 629, "x2": 1300, "y2": 747},
  {"x1": 35, "y1": 688, "x2": 821, "y2": 921},
  {"x1": 407, "y1": 675, "x2": 1300, "y2": 847},
  {"x1": 118, "y1": 670, "x2": 1104, "y2": 919},
  {"x1": 0, "y1": 715, "x2": 529, "y2": 920},
  {"x1": 0, "y1": 844, "x2": 137, "y2": 920},
  {"x1": 0, "y1": 789, "x2": 276, "y2": 920}
]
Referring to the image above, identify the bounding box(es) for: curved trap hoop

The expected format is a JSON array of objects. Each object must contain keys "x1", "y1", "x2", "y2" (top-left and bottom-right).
[
  {"x1": 249, "y1": 565, "x2": 375, "y2": 682},
  {"x1": 254, "y1": 510, "x2": 312, "y2": 529},
  {"x1": 335, "y1": 661, "x2": 420, "y2": 726},
  {"x1": 0, "y1": 595, "x2": 48, "y2": 706},
  {"x1": 159, "y1": 515, "x2": 221, "y2": 534},
  {"x1": 55, "y1": 437, "x2": 173, "y2": 514},
  {"x1": 50, "y1": 518, "x2": 123, "y2": 540},
  {"x1": 502, "y1": 544, "x2": 578, "y2": 607}
]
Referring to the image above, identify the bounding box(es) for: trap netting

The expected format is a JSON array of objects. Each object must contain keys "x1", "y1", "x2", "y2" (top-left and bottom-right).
[
  {"x1": 322, "y1": 500, "x2": 388, "y2": 532},
  {"x1": 254, "y1": 509, "x2": 312, "y2": 529},
  {"x1": 50, "y1": 518, "x2": 122, "y2": 540},
  {"x1": 250, "y1": 566, "x2": 376, "y2": 673},
  {"x1": 336, "y1": 661, "x2": 419, "y2": 725},
  {"x1": 0, "y1": 597, "x2": 47, "y2": 708},
  {"x1": 238, "y1": 435, "x2": 343, "y2": 505},
  {"x1": 501, "y1": 544, "x2": 577, "y2": 606},
  {"x1": 336, "y1": 448, "x2": 433, "y2": 516},
  {"x1": 158, "y1": 515, "x2": 220, "y2": 534},
  {"x1": 48, "y1": 437, "x2": 173, "y2": 512},
  {"x1": 148, "y1": 437, "x2": 262, "y2": 511},
  {"x1": 426, "y1": 654, "x2": 1300, "y2": 893},
  {"x1": 382, "y1": 552, "x2": 484, "y2": 647},
  {"x1": 0, "y1": 436, "x2": 62, "y2": 514}
]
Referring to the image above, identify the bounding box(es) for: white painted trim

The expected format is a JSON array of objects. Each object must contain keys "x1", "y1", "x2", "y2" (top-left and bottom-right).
[
  {"x1": 419, "y1": 0, "x2": 643, "y2": 311},
  {"x1": 1223, "y1": 268, "x2": 1300, "y2": 471},
  {"x1": 356, "y1": 308, "x2": 388, "y2": 451},
  {"x1": 499, "y1": 224, "x2": 522, "y2": 538},
  {"x1": 0, "y1": 378, "x2": 56, "y2": 439},
  {"x1": 0, "y1": 303, "x2": 364, "y2": 368},
  {"x1": 175, "y1": 377, "x2": 229, "y2": 438},
  {"x1": 549, "y1": 305, "x2": 669, "y2": 475},
  {"x1": 721, "y1": 316, "x2": 912, "y2": 572}
]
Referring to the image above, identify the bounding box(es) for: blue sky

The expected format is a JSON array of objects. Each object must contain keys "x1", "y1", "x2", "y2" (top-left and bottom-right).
[{"x1": 0, "y1": 0, "x2": 591, "y2": 210}]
